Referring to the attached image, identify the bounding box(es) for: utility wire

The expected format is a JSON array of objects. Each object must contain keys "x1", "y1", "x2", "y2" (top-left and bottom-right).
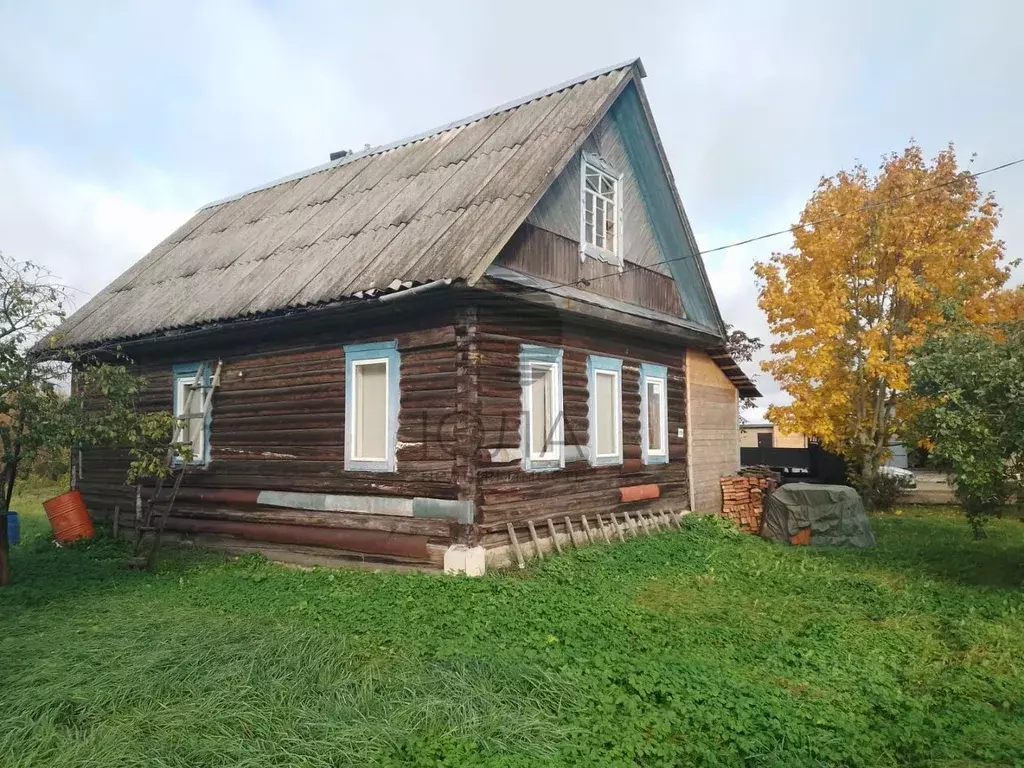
[{"x1": 524, "y1": 156, "x2": 1024, "y2": 295}]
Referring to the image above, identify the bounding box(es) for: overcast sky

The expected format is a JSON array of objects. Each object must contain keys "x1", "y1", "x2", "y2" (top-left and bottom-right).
[{"x1": 2, "y1": 0, "x2": 1021, "y2": 417}]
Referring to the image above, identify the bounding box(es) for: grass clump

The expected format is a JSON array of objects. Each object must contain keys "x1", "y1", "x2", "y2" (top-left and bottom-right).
[{"x1": 2, "y1": 490, "x2": 1022, "y2": 766}]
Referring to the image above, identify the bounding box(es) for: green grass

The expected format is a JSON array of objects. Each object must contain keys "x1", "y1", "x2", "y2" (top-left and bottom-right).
[{"x1": 2, "y1": 489, "x2": 1022, "y2": 767}]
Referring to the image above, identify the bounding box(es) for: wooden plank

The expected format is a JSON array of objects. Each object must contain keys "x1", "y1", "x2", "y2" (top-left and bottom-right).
[
  {"x1": 580, "y1": 515, "x2": 594, "y2": 544},
  {"x1": 564, "y1": 516, "x2": 577, "y2": 548},
  {"x1": 507, "y1": 522, "x2": 525, "y2": 569},
  {"x1": 526, "y1": 519, "x2": 543, "y2": 560},
  {"x1": 546, "y1": 517, "x2": 562, "y2": 554}
]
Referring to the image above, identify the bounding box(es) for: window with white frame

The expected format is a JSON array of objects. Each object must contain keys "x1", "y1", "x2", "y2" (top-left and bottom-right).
[
  {"x1": 580, "y1": 152, "x2": 621, "y2": 265},
  {"x1": 520, "y1": 345, "x2": 564, "y2": 471},
  {"x1": 345, "y1": 341, "x2": 399, "y2": 472},
  {"x1": 588, "y1": 355, "x2": 622, "y2": 466},
  {"x1": 172, "y1": 363, "x2": 211, "y2": 465},
  {"x1": 640, "y1": 362, "x2": 668, "y2": 464}
]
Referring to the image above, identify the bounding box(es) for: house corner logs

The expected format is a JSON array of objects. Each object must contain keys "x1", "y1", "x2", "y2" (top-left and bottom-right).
[{"x1": 719, "y1": 468, "x2": 780, "y2": 533}]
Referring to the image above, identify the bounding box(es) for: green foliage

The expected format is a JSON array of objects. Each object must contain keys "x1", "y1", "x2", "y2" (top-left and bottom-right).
[
  {"x1": 850, "y1": 469, "x2": 908, "y2": 512},
  {"x1": 66, "y1": 361, "x2": 175, "y2": 484},
  {"x1": 0, "y1": 252, "x2": 173, "y2": 584},
  {"x1": 2, "y1": 489, "x2": 1022, "y2": 767},
  {"x1": 910, "y1": 320, "x2": 1024, "y2": 535}
]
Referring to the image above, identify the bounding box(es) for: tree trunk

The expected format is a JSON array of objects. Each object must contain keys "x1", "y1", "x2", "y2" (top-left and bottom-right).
[
  {"x1": 0, "y1": 511, "x2": 9, "y2": 587},
  {"x1": 1, "y1": 457, "x2": 19, "y2": 588},
  {"x1": 861, "y1": 453, "x2": 875, "y2": 482}
]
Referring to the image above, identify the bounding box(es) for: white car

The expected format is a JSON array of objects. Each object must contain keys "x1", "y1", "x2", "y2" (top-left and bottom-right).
[{"x1": 878, "y1": 465, "x2": 917, "y2": 490}]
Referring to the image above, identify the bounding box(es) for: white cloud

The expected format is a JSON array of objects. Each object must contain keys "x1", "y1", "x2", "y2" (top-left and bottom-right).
[
  {"x1": 0, "y1": 0, "x2": 1021, "y2": 414},
  {"x1": 0, "y1": 143, "x2": 192, "y2": 304}
]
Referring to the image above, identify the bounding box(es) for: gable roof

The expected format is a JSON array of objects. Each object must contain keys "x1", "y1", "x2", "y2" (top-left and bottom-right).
[{"x1": 50, "y1": 59, "x2": 728, "y2": 350}]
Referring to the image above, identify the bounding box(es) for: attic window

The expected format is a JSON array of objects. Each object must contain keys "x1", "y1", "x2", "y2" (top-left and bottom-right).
[{"x1": 580, "y1": 153, "x2": 622, "y2": 266}]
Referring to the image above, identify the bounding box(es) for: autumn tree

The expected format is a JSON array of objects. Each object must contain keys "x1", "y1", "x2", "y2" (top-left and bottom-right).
[
  {"x1": 754, "y1": 143, "x2": 1014, "y2": 490},
  {"x1": 0, "y1": 253, "x2": 172, "y2": 587}
]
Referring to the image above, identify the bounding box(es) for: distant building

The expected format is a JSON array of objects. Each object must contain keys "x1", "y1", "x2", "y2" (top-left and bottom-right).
[{"x1": 739, "y1": 422, "x2": 808, "y2": 450}]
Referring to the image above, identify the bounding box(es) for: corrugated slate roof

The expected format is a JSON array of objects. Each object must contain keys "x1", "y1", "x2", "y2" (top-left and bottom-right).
[{"x1": 54, "y1": 61, "x2": 638, "y2": 347}]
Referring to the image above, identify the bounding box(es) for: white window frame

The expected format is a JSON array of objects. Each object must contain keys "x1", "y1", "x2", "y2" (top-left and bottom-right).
[
  {"x1": 351, "y1": 358, "x2": 390, "y2": 462},
  {"x1": 640, "y1": 362, "x2": 669, "y2": 465},
  {"x1": 579, "y1": 151, "x2": 623, "y2": 268},
  {"x1": 172, "y1": 363, "x2": 211, "y2": 466},
  {"x1": 587, "y1": 355, "x2": 623, "y2": 466},
  {"x1": 520, "y1": 345, "x2": 564, "y2": 472},
  {"x1": 345, "y1": 340, "x2": 400, "y2": 473}
]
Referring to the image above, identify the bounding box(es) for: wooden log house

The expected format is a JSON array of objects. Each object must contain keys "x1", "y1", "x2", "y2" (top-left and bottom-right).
[{"x1": 51, "y1": 59, "x2": 759, "y2": 572}]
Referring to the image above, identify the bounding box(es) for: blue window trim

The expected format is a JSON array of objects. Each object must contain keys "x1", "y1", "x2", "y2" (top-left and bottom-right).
[
  {"x1": 172, "y1": 362, "x2": 212, "y2": 466},
  {"x1": 640, "y1": 362, "x2": 669, "y2": 465},
  {"x1": 344, "y1": 340, "x2": 400, "y2": 473},
  {"x1": 587, "y1": 355, "x2": 623, "y2": 467},
  {"x1": 520, "y1": 344, "x2": 564, "y2": 472}
]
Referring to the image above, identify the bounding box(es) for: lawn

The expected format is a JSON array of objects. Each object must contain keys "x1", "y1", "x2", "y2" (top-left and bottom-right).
[{"x1": 2, "y1": 487, "x2": 1022, "y2": 767}]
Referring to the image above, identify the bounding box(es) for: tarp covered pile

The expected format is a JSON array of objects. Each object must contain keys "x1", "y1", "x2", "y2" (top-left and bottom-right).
[{"x1": 760, "y1": 483, "x2": 876, "y2": 548}]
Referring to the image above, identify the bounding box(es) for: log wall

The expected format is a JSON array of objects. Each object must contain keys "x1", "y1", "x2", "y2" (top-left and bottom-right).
[
  {"x1": 76, "y1": 291, "x2": 735, "y2": 567},
  {"x1": 469, "y1": 297, "x2": 690, "y2": 547},
  {"x1": 76, "y1": 304, "x2": 464, "y2": 567}
]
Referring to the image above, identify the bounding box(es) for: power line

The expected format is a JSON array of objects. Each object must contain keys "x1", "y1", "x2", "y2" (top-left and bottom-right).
[{"x1": 527, "y1": 156, "x2": 1024, "y2": 296}]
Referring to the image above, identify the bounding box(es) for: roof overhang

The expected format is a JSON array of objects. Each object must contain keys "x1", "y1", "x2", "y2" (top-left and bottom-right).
[
  {"x1": 484, "y1": 265, "x2": 726, "y2": 347},
  {"x1": 706, "y1": 348, "x2": 761, "y2": 398}
]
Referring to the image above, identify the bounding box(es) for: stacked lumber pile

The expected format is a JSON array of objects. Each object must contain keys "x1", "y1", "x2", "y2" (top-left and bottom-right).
[{"x1": 720, "y1": 473, "x2": 779, "y2": 533}]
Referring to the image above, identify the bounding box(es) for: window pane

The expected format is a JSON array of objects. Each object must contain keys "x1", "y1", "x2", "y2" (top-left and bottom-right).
[
  {"x1": 601, "y1": 175, "x2": 613, "y2": 195},
  {"x1": 595, "y1": 205, "x2": 605, "y2": 248},
  {"x1": 586, "y1": 173, "x2": 599, "y2": 192},
  {"x1": 595, "y1": 371, "x2": 617, "y2": 456},
  {"x1": 530, "y1": 366, "x2": 554, "y2": 455},
  {"x1": 176, "y1": 377, "x2": 205, "y2": 461},
  {"x1": 355, "y1": 362, "x2": 388, "y2": 459},
  {"x1": 647, "y1": 381, "x2": 663, "y2": 452}
]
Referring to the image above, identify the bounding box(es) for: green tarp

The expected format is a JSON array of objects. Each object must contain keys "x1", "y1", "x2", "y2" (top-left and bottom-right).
[{"x1": 761, "y1": 483, "x2": 876, "y2": 548}]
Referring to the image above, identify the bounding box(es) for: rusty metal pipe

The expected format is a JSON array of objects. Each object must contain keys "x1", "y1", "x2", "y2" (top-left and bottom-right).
[
  {"x1": 161, "y1": 517, "x2": 430, "y2": 559},
  {"x1": 159, "y1": 488, "x2": 260, "y2": 505}
]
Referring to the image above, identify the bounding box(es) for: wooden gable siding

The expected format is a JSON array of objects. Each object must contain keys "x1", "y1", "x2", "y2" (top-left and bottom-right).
[
  {"x1": 686, "y1": 349, "x2": 740, "y2": 513},
  {"x1": 527, "y1": 112, "x2": 668, "y2": 278},
  {"x1": 467, "y1": 297, "x2": 689, "y2": 545},
  {"x1": 75, "y1": 305, "x2": 464, "y2": 566},
  {"x1": 494, "y1": 223, "x2": 684, "y2": 317}
]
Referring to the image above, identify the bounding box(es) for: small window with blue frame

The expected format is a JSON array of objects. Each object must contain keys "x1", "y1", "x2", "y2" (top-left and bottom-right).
[
  {"x1": 640, "y1": 362, "x2": 668, "y2": 465},
  {"x1": 520, "y1": 344, "x2": 565, "y2": 472},
  {"x1": 344, "y1": 341, "x2": 400, "y2": 473},
  {"x1": 172, "y1": 363, "x2": 212, "y2": 465},
  {"x1": 588, "y1": 355, "x2": 623, "y2": 466}
]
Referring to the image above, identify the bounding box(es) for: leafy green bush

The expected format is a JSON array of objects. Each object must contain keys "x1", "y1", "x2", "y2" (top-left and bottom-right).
[
  {"x1": 910, "y1": 319, "x2": 1024, "y2": 536},
  {"x1": 850, "y1": 468, "x2": 908, "y2": 512}
]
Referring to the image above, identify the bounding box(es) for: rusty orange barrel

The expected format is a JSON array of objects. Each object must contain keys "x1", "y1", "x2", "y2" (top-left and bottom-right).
[{"x1": 42, "y1": 490, "x2": 95, "y2": 543}]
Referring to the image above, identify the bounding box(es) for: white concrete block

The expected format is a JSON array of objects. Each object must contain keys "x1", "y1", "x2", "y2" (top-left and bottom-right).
[{"x1": 443, "y1": 545, "x2": 486, "y2": 577}]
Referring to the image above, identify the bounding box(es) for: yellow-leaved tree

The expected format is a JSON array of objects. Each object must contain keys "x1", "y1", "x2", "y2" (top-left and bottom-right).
[{"x1": 754, "y1": 142, "x2": 1016, "y2": 485}]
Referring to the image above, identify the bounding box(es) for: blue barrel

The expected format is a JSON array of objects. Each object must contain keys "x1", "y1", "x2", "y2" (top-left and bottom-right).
[{"x1": 6, "y1": 511, "x2": 19, "y2": 546}]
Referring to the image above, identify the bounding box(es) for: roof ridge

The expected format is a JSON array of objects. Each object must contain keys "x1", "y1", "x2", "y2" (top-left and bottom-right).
[{"x1": 199, "y1": 58, "x2": 643, "y2": 211}]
